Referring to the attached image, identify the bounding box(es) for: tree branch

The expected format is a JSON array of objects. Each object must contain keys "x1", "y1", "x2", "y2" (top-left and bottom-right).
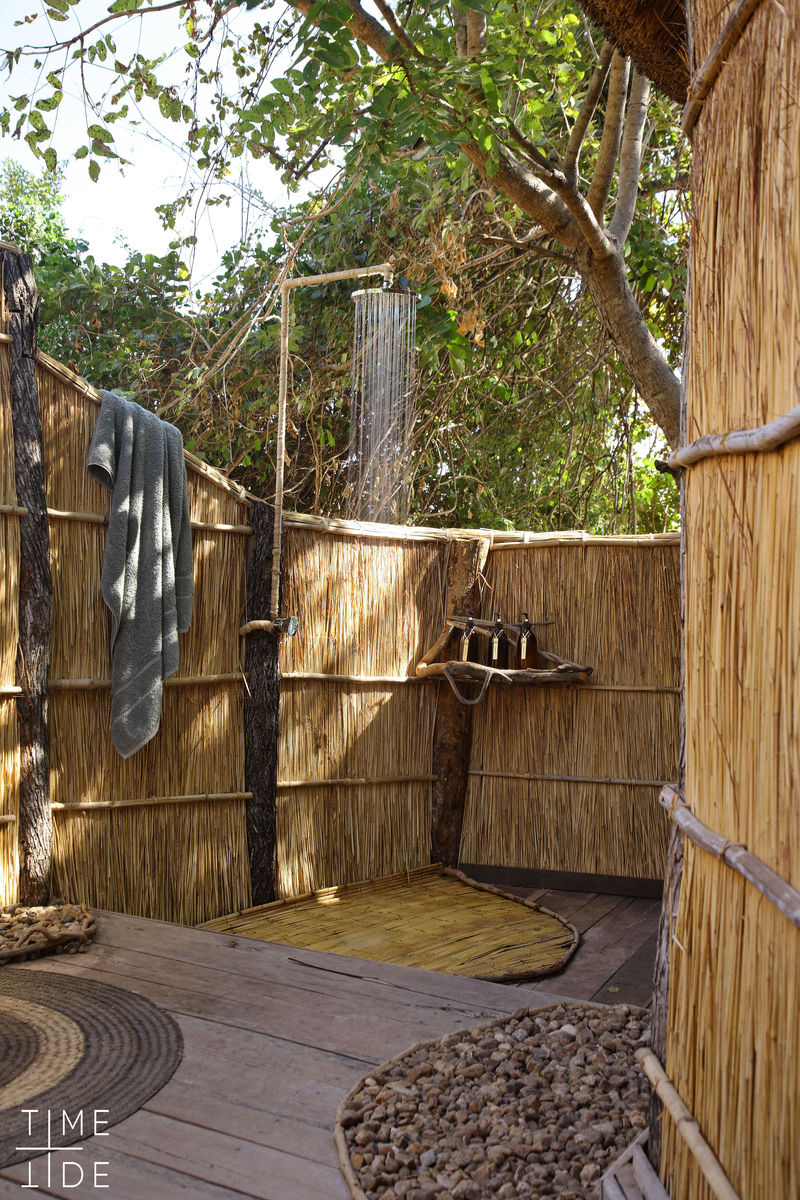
[
  {"x1": 371, "y1": 0, "x2": 422, "y2": 57},
  {"x1": 460, "y1": 143, "x2": 580, "y2": 249},
  {"x1": 608, "y1": 69, "x2": 651, "y2": 246},
  {"x1": 293, "y1": 0, "x2": 400, "y2": 61},
  {"x1": 562, "y1": 40, "x2": 614, "y2": 185},
  {"x1": 586, "y1": 51, "x2": 629, "y2": 219},
  {"x1": 500, "y1": 123, "x2": 612, "y2": 259}
]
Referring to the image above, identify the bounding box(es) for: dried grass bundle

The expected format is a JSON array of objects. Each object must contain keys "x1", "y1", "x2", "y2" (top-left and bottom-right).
[
  {"x1": 0, "y1": 344, "x2": 19, "y2": 905},
  {"x1": 52, "y1": 798, "x2": 250, "y2": 924},
  {"x1": 663, "y1": 846, "x2": 800, "y2": 1199},
  {"x1": 459, "y1": 545, "x2": 680, "y2": 876},
  {"x1": 0, "y1": 700, "x2": 19, "y2": 906},
  {"x1": 663, "y1": 2, "x2": 800, "y2": 1195},
  {"x1": 36, "y1": 363, "x2": 251, "y2": 922},
  {"x1": 276, "y1": 529, "x2": 448, "y2": 897}
]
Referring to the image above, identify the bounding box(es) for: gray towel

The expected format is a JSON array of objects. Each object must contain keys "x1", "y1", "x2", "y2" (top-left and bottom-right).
[{"x1": 88, "y1": 391, "x2": 193, "y2": 757}]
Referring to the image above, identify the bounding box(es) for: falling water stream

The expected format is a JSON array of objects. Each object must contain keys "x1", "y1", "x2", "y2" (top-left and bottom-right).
[{"x1": 348, "y1": 288, "x2": 417, "y2": 522}]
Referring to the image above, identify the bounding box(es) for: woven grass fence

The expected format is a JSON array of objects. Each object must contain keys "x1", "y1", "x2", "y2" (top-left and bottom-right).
[
  {"x1": 661, "y1": 0, "x2": 800, "y2": 1196},
  {"x1": 36, "y1": 356, "x2": 251, "y2": 924},
  {"x1": 276, "y1": 525, "x2": 448, "y2": 897},
  {"x1": 0, "y1": 335, "x2": 20, "y2": 905},
  {"x1": 460, "y1": 538, "x2": 680, "y2": 880}
]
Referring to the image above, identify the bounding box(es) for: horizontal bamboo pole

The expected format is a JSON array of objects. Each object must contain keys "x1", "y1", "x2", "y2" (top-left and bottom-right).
[
  {"x1": 487, "y1": 532, "x2": 681, "y2": 549},
  {"x1": 470, "y1": 770, "x2": 667, "y2": 787},
  {"x1": 281, "y1": 510, "x2": 680, "y2": 547},
  {"x1": 682, "y1": 0, "x2": 766, "y2": 136},
  {"x1": 277, "y1": 775, "x2": 437, "y2": 790},
  {"x1": 660, "y1": 786, "x2": 800, "y2": 929},
  {"x1": 667, "y1": 402, "x2": 800, "y2": 468},
  {"x1": 0, "y1": 814, "x2": 16, "y2": 826},
  {"x1": 635, "y1": 1048, "x2": 741, "y2": 1200},
  {"x1": 44, "y1": 507, "x2": 251, "y2": 535},
  {"x1": 0, "y1": 331, "x2": 11, "y2": 344},
  {"x1": 583, "y1": 684, "x2": 681, "y2": 694},
  {"x1": 36, "y1": 351, "x2": 251, "y2": 507},
  {"x1": 0, "y1": 685, "x2": 22, "y2": 697},
  {"x1": 281, "y1": 672, "x2": 429, "y2": 684},
  {"x1": 0, "y1": 503, "x2": 27, "y2": 517},
  {"x1": 52, "y1": 791, "x2": 252, "y2": 813},
  {"x1": 48, "y1": 672, "x2": 246, "y2": 691}
]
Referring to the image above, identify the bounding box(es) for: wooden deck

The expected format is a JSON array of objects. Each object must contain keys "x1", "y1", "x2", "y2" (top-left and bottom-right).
[
  {"x1": 503, "y1": 885, "x2": 661, "y2": 1008},
  {"x1": 0, "y1": 892, "x2": 661, "y2": 1199}
]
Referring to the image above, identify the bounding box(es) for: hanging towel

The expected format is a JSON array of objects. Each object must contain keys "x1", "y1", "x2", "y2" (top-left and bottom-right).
[{"x1": 88, "y1": 391, "x2": 193, "y2": 758}]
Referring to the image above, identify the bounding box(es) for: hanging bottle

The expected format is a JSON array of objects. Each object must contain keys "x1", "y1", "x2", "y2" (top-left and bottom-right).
[
  {"x1": 517, "y1": 611, "x2": 538, "y2": 669},
  {"x1": 489, "y1": 612, "x2": 509, "y2": 669},
  {"x1": 459, "y1": 614, "x2": 480, "y2": 663}
]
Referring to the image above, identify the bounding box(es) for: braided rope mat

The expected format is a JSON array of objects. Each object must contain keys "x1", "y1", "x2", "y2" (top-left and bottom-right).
[
  {"x1": 0, "y1": 904, "x2": 98, "y2": 965},
  {"x1": 0, "y1": 969, "x2": 183, "y2": 1168}
]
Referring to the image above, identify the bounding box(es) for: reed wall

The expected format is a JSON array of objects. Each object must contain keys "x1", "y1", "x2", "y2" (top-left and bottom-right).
[
  {"x1": 0, "y1": 337, "x2": 20, "y2": 905},
  {"x1": 37, "y1": 358, "x2": 251, "y2": 924},
  {"x1": 661, "y1": 0, "x2": 800, "y2": 1195},
  {"x1": 276, "y1": 526, "x2": 447, "y2": 896},
  {"x1": 460, "y1": 539, "x2": 680, "y2": 878}
]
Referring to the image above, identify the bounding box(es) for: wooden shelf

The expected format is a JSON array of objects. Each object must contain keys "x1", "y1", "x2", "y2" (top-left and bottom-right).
[{"x1": 415, "y1": 619, "x2": 592, "y2": 704}]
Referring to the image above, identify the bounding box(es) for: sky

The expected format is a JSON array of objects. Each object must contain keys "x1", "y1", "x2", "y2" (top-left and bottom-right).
[{"x1": 0, "y1": 0, "x2": 322, "y2": 286}]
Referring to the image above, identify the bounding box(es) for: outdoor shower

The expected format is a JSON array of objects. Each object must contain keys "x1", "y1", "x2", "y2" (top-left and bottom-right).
[
  {"x1": 348, "y1": 286, "x2": 418, "y2": 524},
  {"x1": 269, "y1": 261, "x2": 418, "y2": 623}
]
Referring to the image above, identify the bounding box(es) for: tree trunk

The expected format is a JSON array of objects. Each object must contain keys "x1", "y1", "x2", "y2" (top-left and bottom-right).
[
  {"x1": 584, "y1": 246, "x2": 682, "y2": 448},
  {"x1": 430, "y1": 536, "x2": 490, "y2": 865},
  {"x1": 243, "y1": 499, "x2": 280, "y2": 904},
  {"x1": 3, "y1": 247, "x2": 53, "y2": 905}
]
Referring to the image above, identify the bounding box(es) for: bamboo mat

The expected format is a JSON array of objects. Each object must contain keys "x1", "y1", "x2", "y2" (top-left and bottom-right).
[{"x1": 200, "y1": 866, "x2": 578, "y2": 982}]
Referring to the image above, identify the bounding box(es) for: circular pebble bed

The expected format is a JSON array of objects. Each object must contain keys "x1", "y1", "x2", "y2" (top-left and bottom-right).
[{"x1": 336, "y1": 1002, "x2": 651, "y2": 1200}]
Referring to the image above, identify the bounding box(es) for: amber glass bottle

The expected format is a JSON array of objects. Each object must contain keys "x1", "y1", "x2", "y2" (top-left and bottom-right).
[
  {"x1": 489, "y1": 612, "x2": 509, "y2": 668},
  {"x1": 517, "y1": 611, "x2": 537, "y2": 669},
  {"x1": 459, "y1": 615, "x2": 480, "y2": 662}
]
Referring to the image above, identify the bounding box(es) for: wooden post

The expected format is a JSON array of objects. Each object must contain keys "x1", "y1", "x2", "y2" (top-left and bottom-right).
[
  {"x1": 243, "y1": 498, "x2": 280, "y2": 904},
  {"x1": 648, "y1": 365, "x2": 688, "y2": 1170},
  {"x1": 430, "y1": 536, "x2": 490, "y2": 865},
  {"x1": 2, "y1": 246, "x2": 52, "y2": 904}
]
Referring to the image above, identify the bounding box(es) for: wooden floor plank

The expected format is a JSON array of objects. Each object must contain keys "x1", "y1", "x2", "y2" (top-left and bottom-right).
[
  {"x1": 0, "y1": 1151, "x2": 255, "y2": 1199},
  {"x1": 525, "y1": 898, "x2": 661, "y2": 1000},
  {"x1": 91, "y1": 909, "x2": 568, "y2": 1010},
  {"x1": 532, "y1": 888, "x2": 598, "y2": 918},
  {"x1": 591, "y1": 930, "x2": 659, "y2": 1007},
  {"x1": 102, "y1": 1111, "x2": 349, "y2": 1200},
  {"x1": 4, "y1": 898, "x2": 663, "y2": 1198},
  {"x1": 16, "y1": 949, "x2": 533, "y2": 1064}
]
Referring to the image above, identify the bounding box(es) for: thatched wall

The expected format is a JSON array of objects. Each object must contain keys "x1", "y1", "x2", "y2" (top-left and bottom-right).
[
  {"x1": 661, "y1": 0, "x2": 800, "y2": 1195},
  {"x1": 37, "y1": 357, "x2": 252, "y2": 924},
  {"x1": 0, "y1": 335, "x2": 20, "y2": 905},
  {"x1": 276, "y1": 525, "x2": 447, "y2": 896},
  {"x1": 460, "y1": 537, "x2": 680, "y2": 880},
  {"x1": 275, "y1": 523, "x2": 679, "y2": 896}
]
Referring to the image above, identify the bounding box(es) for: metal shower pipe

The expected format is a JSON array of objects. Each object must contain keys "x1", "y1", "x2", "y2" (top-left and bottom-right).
[{"x1": 271, "y1": 260, "x2": 394, "y2": 619}]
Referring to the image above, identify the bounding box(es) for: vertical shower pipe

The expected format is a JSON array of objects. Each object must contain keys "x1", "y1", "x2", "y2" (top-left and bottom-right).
[{"x1": 271, "y1": 261, "x2": 395, "y2": 619}]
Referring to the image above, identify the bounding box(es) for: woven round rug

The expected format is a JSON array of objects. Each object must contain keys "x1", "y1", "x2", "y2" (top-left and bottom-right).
[{"x1": 0, "y1": 969, "x2": 183, "y2": 1168}]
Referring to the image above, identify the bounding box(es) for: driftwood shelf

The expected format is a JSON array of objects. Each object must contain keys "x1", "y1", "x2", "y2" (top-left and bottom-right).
[{"x1": 416, "y1": 617, "x2": 592, "y2": 704}]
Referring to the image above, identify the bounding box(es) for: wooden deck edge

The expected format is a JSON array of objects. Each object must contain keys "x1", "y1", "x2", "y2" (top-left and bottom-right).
[
  {"x1": 459, "y1": 864, "x2": 664, "y2": 899},
  {"x1": 600, "y1": 1132, "x2": 672, "y2": 1199}
]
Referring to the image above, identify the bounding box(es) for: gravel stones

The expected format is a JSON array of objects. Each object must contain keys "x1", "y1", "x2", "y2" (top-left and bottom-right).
[{"x1": 337, "y1": 1002, "x2": 650, "y2": 1200}]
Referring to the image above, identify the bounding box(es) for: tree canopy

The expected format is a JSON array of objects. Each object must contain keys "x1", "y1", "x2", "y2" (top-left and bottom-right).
[{"x1": 0, "y1": 0, "x2": 687, "y2": 530}]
